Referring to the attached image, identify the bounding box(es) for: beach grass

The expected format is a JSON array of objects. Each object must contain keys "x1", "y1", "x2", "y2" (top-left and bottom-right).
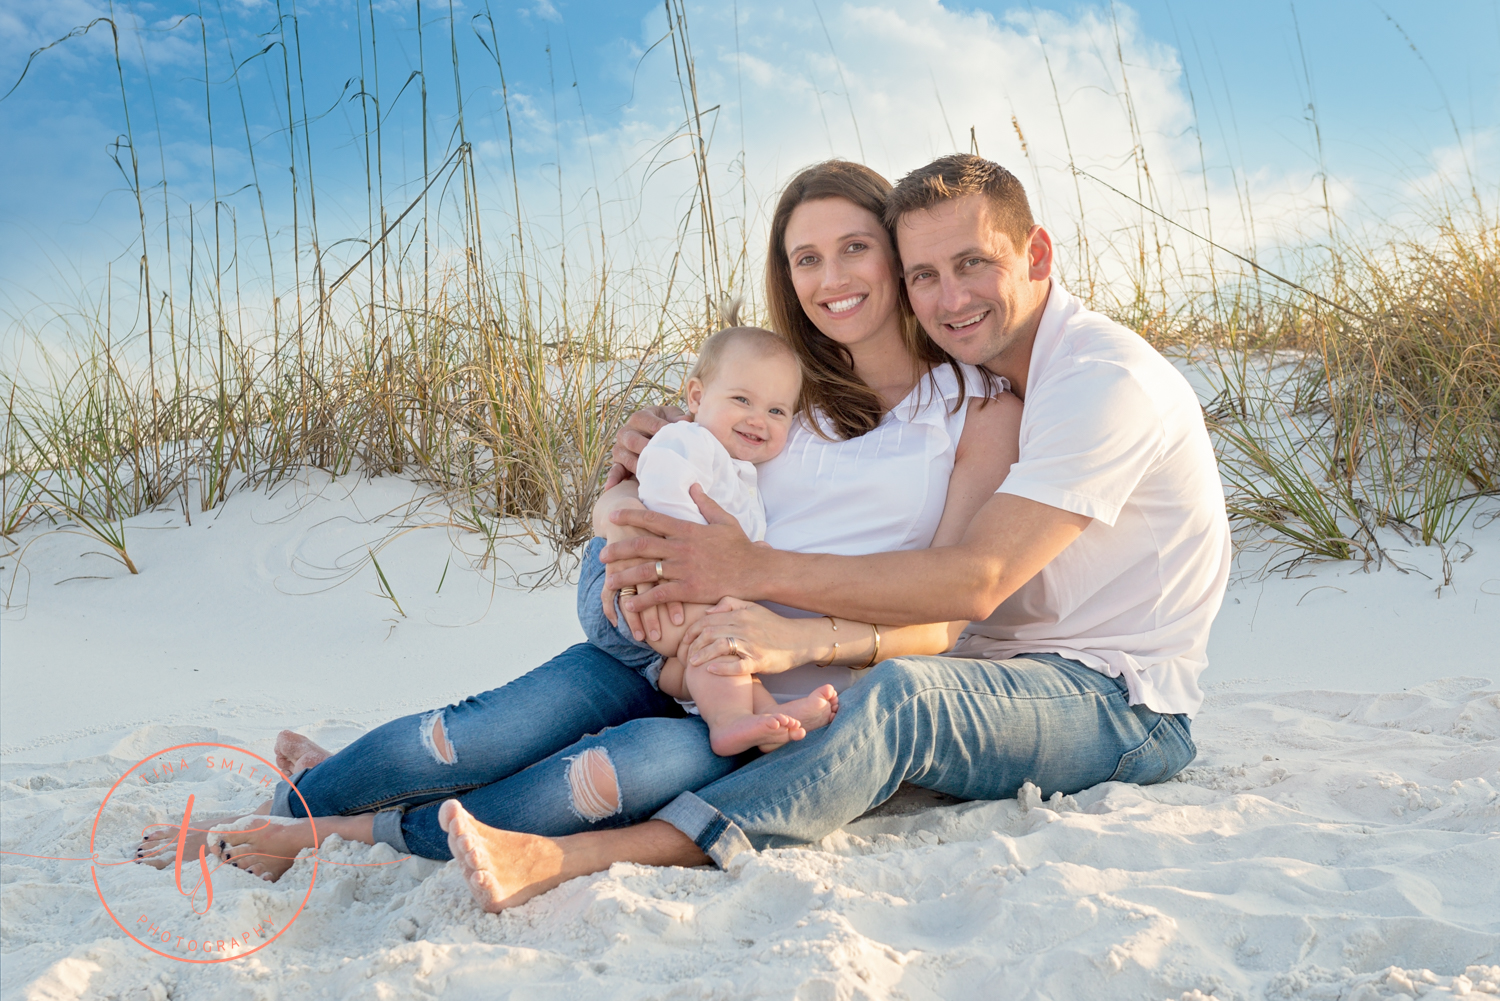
[{"x1": 1, "y1": 4, "x2": 1495, "y2": 586}]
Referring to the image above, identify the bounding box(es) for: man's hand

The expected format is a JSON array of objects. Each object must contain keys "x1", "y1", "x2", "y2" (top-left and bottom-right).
[
  {"x1": 602, "y1": 405, "x2": 687, "y2": 490},
  {"x1": 601, "y1": 485, "x2": 772, "y2": 621}
]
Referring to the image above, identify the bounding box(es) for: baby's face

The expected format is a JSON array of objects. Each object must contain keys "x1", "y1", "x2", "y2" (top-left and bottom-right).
[{"x1": 686, "y1": 345, "x2": 802, "y2": 463}]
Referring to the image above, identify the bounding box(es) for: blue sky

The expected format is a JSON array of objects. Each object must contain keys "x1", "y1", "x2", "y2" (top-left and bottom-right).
[{"x1": 1, "y1": 0, "x2": 1496, "y2": 340}]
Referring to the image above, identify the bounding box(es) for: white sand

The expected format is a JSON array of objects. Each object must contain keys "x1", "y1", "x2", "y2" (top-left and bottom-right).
[{"x1": 2, "y1": 472, "x2": 1497, "y2": 1000}]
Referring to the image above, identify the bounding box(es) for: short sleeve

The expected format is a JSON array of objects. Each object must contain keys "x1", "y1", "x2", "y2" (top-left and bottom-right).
[
  {"x1": 635, "y1": 423, "x2": 721, "y2": 526},
  {"x1": 997, "y1": 362, "x2": 1164, "y2": 526}
]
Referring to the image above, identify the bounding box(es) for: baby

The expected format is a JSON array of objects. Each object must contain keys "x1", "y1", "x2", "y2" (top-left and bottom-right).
[{"x1": 588, "y1": 324, "x2": 836, "y2": 756}]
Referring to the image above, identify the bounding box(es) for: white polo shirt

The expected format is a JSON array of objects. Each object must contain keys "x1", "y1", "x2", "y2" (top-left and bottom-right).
[{"x1": 952, "y1": 281, "x2": 1231, "y2": 716}]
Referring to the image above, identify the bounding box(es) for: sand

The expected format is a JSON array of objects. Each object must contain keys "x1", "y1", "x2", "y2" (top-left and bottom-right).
[{"x1": 2, "y1": 471, "x2": 1497, "y2": 1000}]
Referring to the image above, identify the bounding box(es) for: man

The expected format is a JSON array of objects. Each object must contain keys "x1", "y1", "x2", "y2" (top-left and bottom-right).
[{"x1": 437, "y1": 155, "x2": 1231, "y2": 911}]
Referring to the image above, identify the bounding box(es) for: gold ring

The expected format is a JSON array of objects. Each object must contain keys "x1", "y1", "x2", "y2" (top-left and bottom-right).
[
  {"x1": 727, "y1": 636, "x2": 740, "y2": 657},
  {"x1": 654, "y1": 560, "x2": 665, "y2": 581},
  {"x1": 618, "y1": 585, "x2": 638, "y2": 597}
]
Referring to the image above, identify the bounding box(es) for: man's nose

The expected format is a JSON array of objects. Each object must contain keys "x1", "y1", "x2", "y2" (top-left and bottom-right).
[{"x1": 938, "y1": 274, "x2": 970, "y2": 313}]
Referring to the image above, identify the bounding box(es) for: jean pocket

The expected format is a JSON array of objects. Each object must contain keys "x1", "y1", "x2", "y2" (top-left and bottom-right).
[{"x1": 1108, "y1": 714, "x2": 1198, "y2": 786}]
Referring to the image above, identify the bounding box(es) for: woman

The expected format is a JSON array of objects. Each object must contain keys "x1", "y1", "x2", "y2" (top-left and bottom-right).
[{"x1": 138, "y1": 160, "x2": 1023, "y2": 880}]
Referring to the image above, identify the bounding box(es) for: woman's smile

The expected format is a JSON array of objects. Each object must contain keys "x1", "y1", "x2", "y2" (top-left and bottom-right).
[{"x1": 821, "y1": 293, "x2": 867, "y2": 317}]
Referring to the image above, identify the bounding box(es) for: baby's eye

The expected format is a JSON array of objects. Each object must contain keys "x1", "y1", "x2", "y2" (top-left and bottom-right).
[
  {"x1": 769, "y1": 407, "x2": 786, "y2": 416},
  {"x1": 733, "y1": 395, "x2": 750, "y2": 404}
]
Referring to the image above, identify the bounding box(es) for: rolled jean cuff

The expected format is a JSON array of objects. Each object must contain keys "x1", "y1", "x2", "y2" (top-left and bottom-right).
[
  {"x1": 653, "y1": 791, "x2": 753, "y2": 869},
  {"x1": 269, "y1": 769, "x2": 308, "y2": 817},
  {"x1": 371, "y1": 807, "x2": 409, "y2": 854}
]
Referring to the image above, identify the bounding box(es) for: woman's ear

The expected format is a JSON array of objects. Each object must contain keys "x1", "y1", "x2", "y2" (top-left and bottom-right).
[{"x1": 683, "y1": 376, "x2": 705, "y2": 416}]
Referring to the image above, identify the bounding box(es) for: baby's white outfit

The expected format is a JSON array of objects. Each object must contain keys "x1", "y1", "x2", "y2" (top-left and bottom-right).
[
  {"x1": 635, "y1": 421, "x2": 766, "y2": 541},
  {"x1": 634, "y1": 420, "x2": 766, "y2": 717}
]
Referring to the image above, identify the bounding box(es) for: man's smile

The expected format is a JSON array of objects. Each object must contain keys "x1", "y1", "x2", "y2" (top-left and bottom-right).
[{"x1": 943, "y1": 309, "x2": 990, "y2": 332}]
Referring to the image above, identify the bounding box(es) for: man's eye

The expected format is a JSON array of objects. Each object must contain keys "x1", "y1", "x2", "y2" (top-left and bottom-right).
[{"x1": 964, "y1": 257, "x2": 984, "y2": 268}]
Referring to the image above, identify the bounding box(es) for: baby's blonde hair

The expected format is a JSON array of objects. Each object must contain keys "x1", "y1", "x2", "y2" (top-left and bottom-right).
[{"x1": 686, "y1": 298, "x2": 799, "y2": 387}]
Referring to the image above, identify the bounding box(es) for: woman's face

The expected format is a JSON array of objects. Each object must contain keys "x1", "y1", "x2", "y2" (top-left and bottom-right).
[{"x1": 783, "y1": 196, "x2": 902, "y2": 350}]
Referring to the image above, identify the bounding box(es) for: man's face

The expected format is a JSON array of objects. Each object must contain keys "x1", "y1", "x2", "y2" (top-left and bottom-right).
[{"x1": 896, "y1": 193, "x2": 1052, "y2": 380}]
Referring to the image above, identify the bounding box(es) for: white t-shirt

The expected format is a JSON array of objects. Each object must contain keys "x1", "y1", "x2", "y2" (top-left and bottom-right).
[
  {"x1": 756, "y1": 363, "x2": 1004, "y2": 700},
  {"x1": 635, "y1": 421, "x2": 767, "y2": 542},
  {"x1": 952, "y1": 281, "x2": 1231, "y2": 717}
]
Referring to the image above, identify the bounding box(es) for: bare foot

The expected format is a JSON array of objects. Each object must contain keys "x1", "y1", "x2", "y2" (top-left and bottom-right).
[
  {"x1": 708, "y1": 712, "x2": 805, "y2": 757},
  {"x1": 216, "y1": 818, "x2": 318, "y2": 882},
  {"x1": 774, "y1": 685, "x2": 839, "y2": 733},
  {"x1": 439, "y1": 800, "x2": 568, "y2": 913},
  {"x1": 275, "y1": 730, "x2": 332, "y2": 776},
  {"x1": 135, "y1": 805, "x2": 264, "y2": 869}
]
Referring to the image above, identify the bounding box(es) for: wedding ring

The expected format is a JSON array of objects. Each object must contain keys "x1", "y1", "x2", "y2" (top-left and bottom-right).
[
  {"x1": 618, "y1": 585, "x2": 638, "y2": 597},
  {"x1": 727, "y1": 637, "x2": 741, "y2": 657},
  {"x1": 654, "y1": 560, "x2": 665, "y2": 581}
]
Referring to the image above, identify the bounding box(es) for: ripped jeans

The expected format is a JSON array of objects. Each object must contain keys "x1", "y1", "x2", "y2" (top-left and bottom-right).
[{"x1": 268, "y1": 642, "x2": 746, "y2": 859}]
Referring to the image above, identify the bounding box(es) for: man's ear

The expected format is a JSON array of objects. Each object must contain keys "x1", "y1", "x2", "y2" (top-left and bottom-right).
[
  {"x1": 683, "y1": 376, "x2": 705, "y2": 416},
  {"x1": 1027, "y1": 225, "x2": 1054, "y2": 282}
]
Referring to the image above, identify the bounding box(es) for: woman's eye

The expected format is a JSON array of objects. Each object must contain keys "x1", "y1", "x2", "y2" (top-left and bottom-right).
[
  {"x1": 796, "y1": 254, "x2": 817, "y2": 267},
  {"x1": 845, "y1": 241, "x2": 866, "y2": 254}
]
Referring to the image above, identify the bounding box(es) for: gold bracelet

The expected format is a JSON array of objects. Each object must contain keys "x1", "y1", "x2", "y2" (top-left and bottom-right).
[
  {"x1": 815, "y1": 615, "x2": 840, "y2": 667},
  {"x1": 858, "y1": 622, "x2": 881, "y2": 670}
]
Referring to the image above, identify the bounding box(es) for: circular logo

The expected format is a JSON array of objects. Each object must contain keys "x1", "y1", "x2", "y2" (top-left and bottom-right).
[{"x1": 91, "y1": 742, "x2": 319, "y2": 963}]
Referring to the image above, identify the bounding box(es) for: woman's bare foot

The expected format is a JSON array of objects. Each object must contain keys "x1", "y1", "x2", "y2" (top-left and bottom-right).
[
  {"x1": 774, "y1": 685, "x2": 839, "y2": 733},
  {"x1": 438, "y1": 800, "x2": 568, "y2": 913},
  {"x1": 135, "y1": 804, "x2": 266, "y2": 869},
  {"x1": 275, "y1": 730, "x2": 333, "y2": 775},
  {"x1": 215, "y1": 818, "x2": 319, "y2": 882},
  {"x1": 708, "y1": 712, "x2": 805, "y2": 757}
]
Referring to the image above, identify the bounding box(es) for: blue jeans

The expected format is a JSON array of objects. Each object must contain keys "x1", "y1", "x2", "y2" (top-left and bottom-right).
[
  {"x1": 270, "y1": 642, "x2": 744, "y2": 859},
  {"x1": 576, "y1": 536, "x2": 658, "y2": 670},
  {"x1": 654, "y1": 653, "x2": 1197, "y2": 867}
]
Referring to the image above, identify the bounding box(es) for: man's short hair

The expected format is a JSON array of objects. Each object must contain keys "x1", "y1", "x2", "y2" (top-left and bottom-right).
[{"x1": 884, "y1": 154, "x2": 1035, "y2": 252}]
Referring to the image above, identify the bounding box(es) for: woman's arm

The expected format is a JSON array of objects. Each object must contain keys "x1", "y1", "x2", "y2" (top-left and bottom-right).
[
  {"x1": 592, "y1": 480, "x2": 681, "y2": 638},
  {"x1": 929, "y1": 391, "x2": 1023, "y2": 547},
  {"x1": 679, "y1": 599, "x2": 967, "y2": 677}
]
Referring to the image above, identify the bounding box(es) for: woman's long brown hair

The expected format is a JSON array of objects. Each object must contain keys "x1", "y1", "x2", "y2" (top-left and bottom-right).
[{"x1": 765, "y1": 160, "x2": 986, "y2": 440}]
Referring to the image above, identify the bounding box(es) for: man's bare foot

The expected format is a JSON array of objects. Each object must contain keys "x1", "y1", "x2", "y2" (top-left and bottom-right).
[
  {"x1": 774, "y1": 685, "x2": 839, "y2": 734},
  {"x1": 708, "y1": 712, "x2": 805, "y2": 757},
  {"x1": 275, "y1": 730, "x2": 332, "y2": 775},
  {"x1": 216, "y1": 818, "x2": 318, "y2": 882},
  {"x1": 135, "y1": 805, "x2": 265, "y2": 869},
  {"x1": 439, "y1": 800, "x2": 568, "y2": 913}
]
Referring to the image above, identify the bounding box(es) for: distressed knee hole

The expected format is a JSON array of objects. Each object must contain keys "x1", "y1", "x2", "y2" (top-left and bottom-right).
[
  {"x1": 419, "y1": 711, "x2": 457, "y2": 765},
  {"x1": 564, "y1": 747, "x2": 620, "y2": 822}
]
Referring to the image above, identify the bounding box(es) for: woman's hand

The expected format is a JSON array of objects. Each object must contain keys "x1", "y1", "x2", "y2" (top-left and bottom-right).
[{"x1": 679, "y1": 598, "x2": 823, "y2": 677}]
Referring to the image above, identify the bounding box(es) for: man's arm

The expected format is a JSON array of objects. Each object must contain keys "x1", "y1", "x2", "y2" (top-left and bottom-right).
[{"x1": 605, "y1": 488, "x2": 1090, "y2": 625}]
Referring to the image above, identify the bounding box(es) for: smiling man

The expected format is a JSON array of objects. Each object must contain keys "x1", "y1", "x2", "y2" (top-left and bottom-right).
[{"x1": 435, "y1": 155, "x2": 1231, "y2": 912}]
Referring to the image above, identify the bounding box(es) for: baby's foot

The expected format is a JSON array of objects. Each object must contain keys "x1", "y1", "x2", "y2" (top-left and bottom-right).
[
  {"x1": 709, "y1": 713, "x2": 805, "y2": 757},
  {"x1": 774, "y1": 685, "x2": 839, "y2": 733},
  {"x1": 274, "y1": 730, "x2": 332, "y2": 776}
]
